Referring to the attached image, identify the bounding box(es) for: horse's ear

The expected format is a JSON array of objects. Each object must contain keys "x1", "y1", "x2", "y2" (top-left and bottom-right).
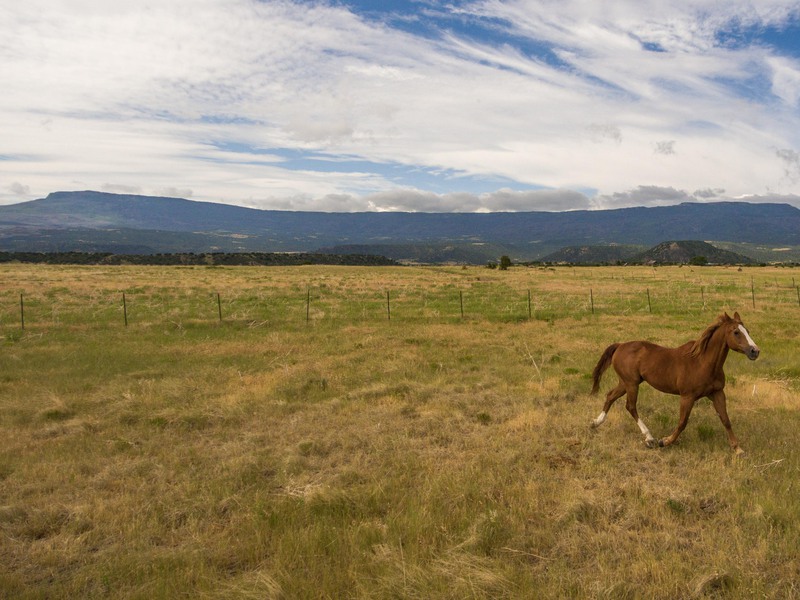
[
  {"x1": 724, "y1": 312, "x2": 731, "y2": 320},
  {"x1": 733, "y1": 311, "x2": 741, "y2": 321}
]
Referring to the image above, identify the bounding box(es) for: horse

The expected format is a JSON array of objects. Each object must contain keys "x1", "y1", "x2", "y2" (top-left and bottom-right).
[{"x1": 590, "y1": 312, "x2": 759, "y2": 454}]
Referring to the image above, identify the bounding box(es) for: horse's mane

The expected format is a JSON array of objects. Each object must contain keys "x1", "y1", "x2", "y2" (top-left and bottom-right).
[{"x1": 687, "y1": 314, "x2": 731, "y2": 358}]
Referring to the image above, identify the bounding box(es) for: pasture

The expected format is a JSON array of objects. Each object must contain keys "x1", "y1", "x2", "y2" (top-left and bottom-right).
[{"x1": 1, "y1": 263, "x2": 799, "y2": 599}]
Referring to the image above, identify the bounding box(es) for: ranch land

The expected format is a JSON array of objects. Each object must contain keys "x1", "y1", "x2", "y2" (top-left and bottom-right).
[{"x1": 1, "y1": 263, "x2": 799, "y2": 599}]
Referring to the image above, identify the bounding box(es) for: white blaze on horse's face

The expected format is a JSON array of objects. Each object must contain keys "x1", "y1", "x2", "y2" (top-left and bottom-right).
[{"x1": 737, "y1": 324, "x2": 760, "y2": 360}]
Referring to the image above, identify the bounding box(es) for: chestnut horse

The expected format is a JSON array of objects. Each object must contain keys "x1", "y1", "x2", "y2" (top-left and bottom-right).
[{"x1": 590, "y1": 312, "x2": 759, "y2": 454}]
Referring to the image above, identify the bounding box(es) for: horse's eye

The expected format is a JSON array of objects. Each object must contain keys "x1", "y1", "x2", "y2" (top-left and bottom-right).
[{"x1": 733, "y1": 330, "x2": 740, "y2": 336}]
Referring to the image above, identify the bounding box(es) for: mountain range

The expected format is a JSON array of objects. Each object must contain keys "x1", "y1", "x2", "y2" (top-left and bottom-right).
[{"x1": 1, "y1": 191, "x2": 799, "y2": 263}]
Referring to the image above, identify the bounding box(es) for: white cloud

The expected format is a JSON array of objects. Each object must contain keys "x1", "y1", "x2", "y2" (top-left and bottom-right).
[
  {"x1": 155, "y1": 187, "x2": 194, "y2": 199},
  {"x1": 2, "y1": 0, "x2": 800, "y2": 209},
  {"x1": 654, "y1": 140, "x2": 676, "y2": 155},
  {"x1": 776, "y1": 148, "x2": 800, "y2": 182},
  {"x1": 767, "y1": 56, "x2": 800, "y2": 106},
  {"x1": 8, "y1": 182, "x2": 30, "y2": 196},
  {"x1": 594, "y1": 184, "x2": 800, "y2": 209},
  {"x1": 597, "y1": 185, "x2": 695, "y2": 208},
  {"x1": 102, "y1": 184, "x2": 142, "y2": 195},
  {"x1": 262, "y1": 188, "x2": 593, "y2": 213}
]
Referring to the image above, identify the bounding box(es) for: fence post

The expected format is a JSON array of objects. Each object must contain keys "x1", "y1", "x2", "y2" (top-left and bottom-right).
[
  {"x1": 646, "y1": 288, "x2": 652, "y2": 313},
  {"x1": 590, "y1": 288, "x2": 594, "y2": 315},
  {"x1": 306, "y1": 288, "x2": 310, "y2": 323},
  {"x1": 460, "y1": 291, "x2": 464, "y2": 318},
  {"x1": 217, "y1": 293, "x2": 223, "y2": 322},
  {"x1": 386, "y1": 290, "x2": 391, "y2": 321},
  {"x1": 751, "y1": 277, "x2": 756, "y2": 309},
  {"x1": 122, "y1": 293, "x2": 128, "y2": 327},
  {"x1": 527, "y1": 289, "x2": 532, "y2": 319},
  {"x1": 20, "y1": 293, "x2": 24, "y2": 330}
]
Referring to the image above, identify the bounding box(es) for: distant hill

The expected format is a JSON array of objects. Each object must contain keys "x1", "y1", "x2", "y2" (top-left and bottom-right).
[
  {"x1": 539, "y1": 244, "x2": 644, "y2": 264},
  {"x1": 541, "y1": 240, "x2": 753, "y2": 265},
  {"x1": 631, "y1": 240, "x2": 753, "y2": 265},
  {"x1": 709, "y1": 241, "x2": 800, "y2": 263},
  {"x1": 316, "y1": 243, "x2": 520, "y2": 264},
  {"x1": 2, "y1": 191, "x2": 800, "y2": 262}
]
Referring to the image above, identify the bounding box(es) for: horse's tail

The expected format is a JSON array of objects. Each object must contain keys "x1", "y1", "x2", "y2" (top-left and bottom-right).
[{"x1": 591, "y1": 343, "x2": 619, "y2": 395}]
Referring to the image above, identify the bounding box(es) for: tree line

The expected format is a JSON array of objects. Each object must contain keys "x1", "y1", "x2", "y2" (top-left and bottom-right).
[{"x1": 0, "y1": 251, "x2": 398, "y2": 267}]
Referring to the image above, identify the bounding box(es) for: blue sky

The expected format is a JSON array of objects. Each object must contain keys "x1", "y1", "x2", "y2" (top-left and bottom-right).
[{"x1": 2, "y1": 0, "x2": 800, "y2": 211}]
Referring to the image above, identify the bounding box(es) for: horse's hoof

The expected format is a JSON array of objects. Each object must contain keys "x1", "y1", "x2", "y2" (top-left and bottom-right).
[
  {"x1": 658, "y1": 439, "x2": 666, "y2": 448},
  {"x1": 734, "y1": 447, "x2": 745, "y2": 456},
  {"x1": 645, "y1": 438, "x2": 658, "y2": 449}
]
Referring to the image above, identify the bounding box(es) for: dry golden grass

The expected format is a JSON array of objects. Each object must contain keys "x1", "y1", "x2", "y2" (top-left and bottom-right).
[{"x1": 1, "y1": 263, "x2": 799, "y2": 598}]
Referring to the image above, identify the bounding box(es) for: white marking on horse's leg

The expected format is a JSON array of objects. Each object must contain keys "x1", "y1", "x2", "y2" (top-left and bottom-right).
[
  {"x1": 738, "y1": 324, "x2": 758, "y2": 350},
  {"x1": 637, "y1": 418, "x2": 655, "y2": 443},
  {"x1": 592, "y1": 411, "x2": 607, "y2": 427}
]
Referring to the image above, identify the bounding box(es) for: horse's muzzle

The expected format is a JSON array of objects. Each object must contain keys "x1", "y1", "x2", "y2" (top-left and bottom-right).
[{"x1": 747, "y1": 346, "x2": 760, "y2": 360}]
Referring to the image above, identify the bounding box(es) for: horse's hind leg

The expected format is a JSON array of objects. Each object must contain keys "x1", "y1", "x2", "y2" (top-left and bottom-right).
[
  {"x1": 624, "y1": 384, "x2": 657, "y2": 448},
  {"x1": 591, "y1": 381, "x2": 625, "y2": 427}
]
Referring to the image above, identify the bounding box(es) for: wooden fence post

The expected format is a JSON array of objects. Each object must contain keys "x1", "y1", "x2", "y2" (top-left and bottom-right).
[
  {"x1": 122, "y1": 293, "x2": 128, "y2": 327},
  {"x1": 20, "y1": 293, "x2": 24, "y2": 330},
  {"x1": 646, "y1": 288, "x2": 652, "y2": 313},
  {"x1": 590, "y1": 288, "x2": 594, "y2": 315},
  {"x1": 217, "y1": 293, "x2": 223, "y2": 322},
  {"x1": 527, "y1": 289, "x2": 532, "y2": 319},
  {"x1": 386, "y1": 291, "x2": 391, "y2": 321}
]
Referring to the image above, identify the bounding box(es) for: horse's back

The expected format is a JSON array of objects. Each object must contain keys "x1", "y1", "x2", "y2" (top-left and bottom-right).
[
  {"x1": 612, "y1": 340, "x2": 685, "y2": 393},
  {"x1": 613, "y1": 340, "x2": 670, "y2": 360}
]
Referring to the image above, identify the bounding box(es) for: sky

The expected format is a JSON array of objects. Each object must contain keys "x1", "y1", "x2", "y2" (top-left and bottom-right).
[{"x1": 2, "y1": 0, "x2": 800, "y2": 212}]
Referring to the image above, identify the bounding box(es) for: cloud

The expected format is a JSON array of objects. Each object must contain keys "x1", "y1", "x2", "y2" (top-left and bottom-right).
[
  {"x1": 2, "y1": 1, "x2": 800, "y2": 208},
  {"x1": 102, "y1": 183, "x2": 142, "y2": 195},
  {"x1": 479, "y1": 189, "x2": 592, "y2": 212},
  {"x1": 776, "y1": 148, "x2": 800, "y2": 182},
  {"x1": 8, "y1": 182, "x2": 30, "y2": 196},
  {"x1": 654, "y1": 141, "x2": 676, "y2": 155},
  {"x1": 767, "y1": 56, "x2": 800, "y2": 106},
  {"x1": 595, "y1": 185, "x2": 800, "y2": 209},
  {"x1": 693, "y1": 187, "x2": 725, "y2": 199},
  {"x1": 596, "y1": 185, "x2": 695, "y2": 208},
  {"x1": 250, "y1": 188, "x2": 592, "y2": 213},
  {"x1": 587, "y1": 124, "x2": 623, "y2": 144},
  {"x1": 175, "y1": 185, "x2": 800, "y2": 212},
  {"x1": 155, "y1": 187, "x2": 194, "y2": 199}
]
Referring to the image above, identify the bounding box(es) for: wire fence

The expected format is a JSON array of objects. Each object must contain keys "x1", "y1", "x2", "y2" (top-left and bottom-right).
[{"x1": 4, "y1": 272, "x2": 800, "y2": 332}]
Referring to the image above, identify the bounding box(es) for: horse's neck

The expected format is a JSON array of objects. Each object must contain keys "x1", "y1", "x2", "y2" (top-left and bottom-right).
[{"x1": 698, "y1": 327, "x2": 729, "y2": 373}]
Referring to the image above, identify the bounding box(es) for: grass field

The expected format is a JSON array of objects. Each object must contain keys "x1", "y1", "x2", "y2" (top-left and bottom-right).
[{"x1": 1, "y1": 264, "x2": 799, "y2": 599}]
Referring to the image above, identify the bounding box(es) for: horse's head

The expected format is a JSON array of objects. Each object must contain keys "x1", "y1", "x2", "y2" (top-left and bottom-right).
[{"x1": 725, "y1": 312, "x2": 760, "y2": 360}]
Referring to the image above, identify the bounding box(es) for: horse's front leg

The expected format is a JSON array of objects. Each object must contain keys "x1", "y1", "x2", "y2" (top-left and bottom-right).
[
  {"x1": 658, "y1": 394, "x2": 696, "y2": 448},
  {"x1": 710, "y1": 389, "x2": 744, "y2": 455}
]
